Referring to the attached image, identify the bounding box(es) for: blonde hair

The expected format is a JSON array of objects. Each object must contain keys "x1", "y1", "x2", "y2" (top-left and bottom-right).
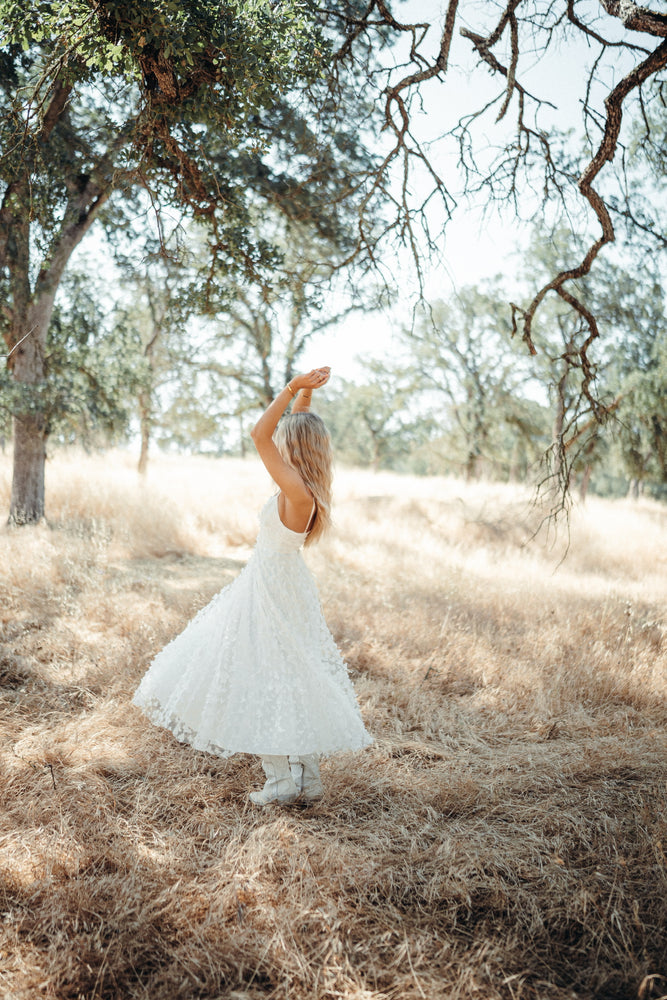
[{"x1": 273, "y1": 412, "x2": 333, "y2": 546}]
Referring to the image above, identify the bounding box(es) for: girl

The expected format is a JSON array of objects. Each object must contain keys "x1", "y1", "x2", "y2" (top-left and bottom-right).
[{"x1": 132, "y1": 367, "x2": 372, "y2": 805}]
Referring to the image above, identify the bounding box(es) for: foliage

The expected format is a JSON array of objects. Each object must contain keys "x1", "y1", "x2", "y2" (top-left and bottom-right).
[
  {"x1": 606, "y1": 302, "x2": 667, "y2": 498},
  {"x1": 122, "y1": 218, "x2": 374, "y2": 461},
  {"x1": 383, "y1": 285, "x2": 549, "y2": 481},
  {"x1": 317, "y1": 238, "x2": 666, "y2": 497},
  {"x1": 317, "y1": 368, "x2": 428, "y2": 471},
  {"x1": 0, "y1": 269, "x2": 143, "y2": 445},
  {"x1": 156, "y1": 369, "x2": 237, "y2": 456},
  {"x1": 0, "y1": 0, "x2": 370, "y2": 292},
  {"x1": 521, "y1": 226, "x2": 667, "y2": 497}
]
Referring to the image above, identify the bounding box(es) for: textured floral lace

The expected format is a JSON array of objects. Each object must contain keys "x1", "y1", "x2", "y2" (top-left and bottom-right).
[{"x1": 132, "y1": 495, "x2": 373, "y2": 757}]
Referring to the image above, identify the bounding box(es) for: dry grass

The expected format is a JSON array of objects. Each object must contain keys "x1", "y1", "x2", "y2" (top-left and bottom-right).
[{"x1": 1, "y1": 449, "x2": 666, "y2": 1000}]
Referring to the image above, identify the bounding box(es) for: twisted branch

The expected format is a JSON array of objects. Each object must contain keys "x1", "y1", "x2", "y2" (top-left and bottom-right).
[
  {"x1": 597, "y1": 0, "x2": 667, "y2": 37},
  {"x1": 517, "y1": 37, "x2": 667, "y2": 367}
]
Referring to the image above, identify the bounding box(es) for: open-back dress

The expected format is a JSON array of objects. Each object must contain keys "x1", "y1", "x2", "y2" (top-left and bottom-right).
[{"x1": 132, "y1": 494, "x2": 372, "y2": 758}]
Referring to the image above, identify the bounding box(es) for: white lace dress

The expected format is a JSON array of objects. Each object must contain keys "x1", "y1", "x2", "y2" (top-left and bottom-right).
[{"x1": 132, "y1": 494, "x2": 372, "y2": 758}]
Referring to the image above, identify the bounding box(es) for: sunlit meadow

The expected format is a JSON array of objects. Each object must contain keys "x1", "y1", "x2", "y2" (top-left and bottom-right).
[{"x1": 1, "y1": 450, "x2": 665, "y2": 1000}]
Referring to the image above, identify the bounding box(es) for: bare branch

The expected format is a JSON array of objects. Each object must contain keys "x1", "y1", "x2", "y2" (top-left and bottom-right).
[
  {"x1": 563, "y1": 394, "x2": 623, "y2": 452},
  {"x1": 518, "y1": 37, "x2": 667, "y2": 355},
  {"x1": 0, "y1": 327, "x2": 36, "y2": 362},
  {"x1": 567, "y1": 0, "x2": 651, "y2": 52},
  {"x1": 597, "y1": 0, "x2": 667, "y2": 37},
  {"x1": 382, "y1": 0, "x2": 459, "y2": 110},
  {"x1": 496, "y1": 10, "x2": 519, "y2": 123}
]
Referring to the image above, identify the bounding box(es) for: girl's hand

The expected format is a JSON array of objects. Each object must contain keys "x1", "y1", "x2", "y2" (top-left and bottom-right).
[{"x1": 290, "y1": 367, "x2": 331, "y2": 393}]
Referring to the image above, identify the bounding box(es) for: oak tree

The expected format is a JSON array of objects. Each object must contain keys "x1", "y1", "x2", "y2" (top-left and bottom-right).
[{"x1": 0, "y1": 0, "x2": 375, "y2": 521}]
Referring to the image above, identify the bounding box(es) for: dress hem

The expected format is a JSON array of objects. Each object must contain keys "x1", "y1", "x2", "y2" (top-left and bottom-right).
[{"x1": 132, "y1": 695, "x2": 374, "y2": 759}]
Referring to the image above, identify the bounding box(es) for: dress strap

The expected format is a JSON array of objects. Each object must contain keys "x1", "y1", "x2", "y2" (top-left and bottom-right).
[{"x1": 305, "y1": 501, "x2": 317, "y2": 533}]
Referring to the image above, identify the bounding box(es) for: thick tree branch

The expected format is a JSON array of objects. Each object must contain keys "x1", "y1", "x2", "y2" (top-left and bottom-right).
[
  {"x1": 517, "y1": 37, "x2": 667, "y2": 358},
  {"x1": 35, "y1": 184, "x2": 111, "y2": 298},
  {"x1": 382, "y1": 0, "x2": 459, "y2": 113},
  {"x1": 0, "y1": 181, "x2": 19, "y2": 278},
  {"x1": 598, "y1": 0, "x2": 667, "y2": 37},
  {"x1": 39, "y1": 79, "x2": 73, "y2": 141},
  {"x1": 567, "y1": 0, "x2": 651, "y2": 52},
  {"x1": 460, "y1": 20, "x2": 552, "y2": 110},
  {"x1": 496, "y1": 10, "x2": 519, "y2": 123},
  {"x1": 35, "y1": 127, "x2": 134, "y2": 296}
]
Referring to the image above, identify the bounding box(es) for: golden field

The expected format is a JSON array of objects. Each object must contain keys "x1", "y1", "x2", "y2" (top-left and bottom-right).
[{"x1": 0, "y1": 450, "x2": 665, "y2": 1000}]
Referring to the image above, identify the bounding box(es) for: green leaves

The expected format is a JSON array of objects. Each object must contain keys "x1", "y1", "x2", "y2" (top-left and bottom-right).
[
  {"x1": 0, "y1": 0, "x2": 344, "y2": 286},
  {"x1": 0, "y1": 0, "x2": 329, "y2": 107}
]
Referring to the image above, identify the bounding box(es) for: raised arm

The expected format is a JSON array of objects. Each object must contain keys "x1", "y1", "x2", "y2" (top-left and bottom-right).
[
  {"x1": 291, "y1": 384, "x2": 314, "y2": 413},
  {"x1": 286, "y1": 364, "x2": 330, "y2": 415},
  {"x1": 250, "y1": 367, "x2": 330, "y2": 507}
]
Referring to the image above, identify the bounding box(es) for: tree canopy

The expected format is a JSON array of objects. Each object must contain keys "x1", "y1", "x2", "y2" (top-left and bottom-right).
[{"x1": 0, "y1": 0, "x2": 384, "y2": 520}]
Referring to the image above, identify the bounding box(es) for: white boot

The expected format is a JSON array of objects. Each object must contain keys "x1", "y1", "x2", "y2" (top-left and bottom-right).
[
  {"x1": 289, "y1": 754, "x2": 324, "y2": 801},
  {"x1": 249, "y1": 755, "x2": 299, "y2": 805}
]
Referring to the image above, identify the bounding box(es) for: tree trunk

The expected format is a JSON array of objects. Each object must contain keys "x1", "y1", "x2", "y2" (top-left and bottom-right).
[
  {"x1": 4, "y1": 164, "x2": 111, "y2": 522},
  {"x1": 579, "y1": 463, "x2": 592, "y2": 503},
  {"x1": 137, "y1": 391, "x2": 151, "y2": 475},
  {"x1": 552, "y1": 396, "x2": 566, "y2": 481},
  {"x1": 548, "y1": 362, "x2": 571, "y2": 503},
  {"x1": 9, "y1": 310, "x2": 48, "y2": 523},
  {"x1": 10, "y1": 413, "x2": 47, "y2": 523},
  {"x1": 628, "y1": 477, "x2": 642, "y2": 499},
  {"x1": 369, "y1": 431, "x2": 381, "y2": 472},
  {"x1": 508, "y1": 438, "x2": 520, "y2": 482},
  {"x1": 465, "y1": 447, "x2": 481, "y2": 481},
  {"x1": 239, "y1": 414, "x2": 246, "y2": 457}
]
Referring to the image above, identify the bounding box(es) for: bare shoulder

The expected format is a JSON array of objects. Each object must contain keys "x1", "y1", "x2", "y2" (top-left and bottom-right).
[{"x1": 278, "y1": 490, "x2": 314, "y2": 534}]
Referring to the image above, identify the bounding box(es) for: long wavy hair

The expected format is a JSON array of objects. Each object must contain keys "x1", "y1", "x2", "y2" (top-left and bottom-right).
[{"x1": 273, "y1": 412, "x2": 333, "y2": 546}]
